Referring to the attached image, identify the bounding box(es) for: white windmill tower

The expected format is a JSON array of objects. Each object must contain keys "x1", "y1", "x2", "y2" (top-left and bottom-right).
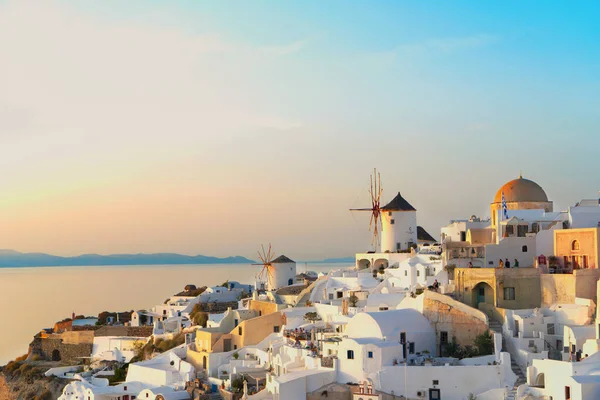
[{"x1": 253, "y1": 244, "x2": 297, "y2": 291}]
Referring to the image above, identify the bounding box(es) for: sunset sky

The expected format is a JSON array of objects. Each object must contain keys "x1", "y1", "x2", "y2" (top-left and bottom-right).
[{"x1": 0, "y1": 0, "x2": 599, "y2": 259}]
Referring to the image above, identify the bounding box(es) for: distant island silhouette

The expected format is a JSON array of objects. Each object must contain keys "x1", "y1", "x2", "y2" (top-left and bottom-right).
[{"x1": 0, "y1": 249, "x2": 255, "y2": 267}]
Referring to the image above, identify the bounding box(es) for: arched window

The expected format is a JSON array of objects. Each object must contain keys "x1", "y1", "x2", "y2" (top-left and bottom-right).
[
  {"x1": 572, "y1": 240, "x2": 580, "y2": 251},
  {"x1": 347, "y1": 350, "x2": 354, "y2": 360},
  {"x1": 288, "y1": 278, "x2": 293, "y2": 285}
]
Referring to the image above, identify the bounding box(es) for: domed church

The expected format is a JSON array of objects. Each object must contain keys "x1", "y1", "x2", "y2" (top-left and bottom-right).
[{"x1": 490, "y1": 174, "x2": 553, "y2": 227}]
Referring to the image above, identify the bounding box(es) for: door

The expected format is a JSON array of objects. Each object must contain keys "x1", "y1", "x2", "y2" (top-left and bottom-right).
[
  {"x1": 514, "y1": 320, "x2": 520, "y2": 338},
  {"x1": 223, "y1": 339, "x2": 232, "y2": 352},
  {"x1": 565, "y1": 386, "x2": 571, "y2": 400},
  {"x1": 477, "y1": 287, "x2": 485, "y2": 304},
  {"x1": 429, "y1": 388, "x2": 441, "y2": 400},
  {"x1": 440, "y1": 331, "x2": 448, "y2": 356}
]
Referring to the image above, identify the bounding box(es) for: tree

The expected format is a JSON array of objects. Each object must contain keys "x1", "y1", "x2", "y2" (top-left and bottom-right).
[
  {"x1": 474, "y1": 331, "x2": 494, "y2": 356},
  {"x1": 231, "y1": 376, "x2": 244, "y2": 393},
  {"x1": 348, "y1": 294, "x2": 359, "y2": 307},
  {"x1": 304, "y1": 312, "x2": 321, "y2": 322}
]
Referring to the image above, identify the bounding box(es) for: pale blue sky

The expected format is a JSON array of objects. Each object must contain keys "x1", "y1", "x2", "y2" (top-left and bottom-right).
[{"x1": 0, "y1": 1, "x2": 598, "y2": 259}]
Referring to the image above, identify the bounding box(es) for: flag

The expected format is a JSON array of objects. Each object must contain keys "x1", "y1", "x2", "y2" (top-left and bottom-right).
[{"x1": 502, "y1": 191, "x2": 508, "y2": 220}]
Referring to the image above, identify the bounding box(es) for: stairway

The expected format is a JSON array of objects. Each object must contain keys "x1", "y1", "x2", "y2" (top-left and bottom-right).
[
  {"x1": 506, "y1": 358, "x2": 527, "y2": 400},
  {"x1": 488, "y1": 319, "x2": 526, "y2": 400},
  {"x1": 204, "y1": 392, "x2": 223, "y2": 400}
]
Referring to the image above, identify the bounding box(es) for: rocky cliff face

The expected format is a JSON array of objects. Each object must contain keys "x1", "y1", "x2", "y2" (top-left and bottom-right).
[{"x1": 0, "y1": 360, "x2": 66, "y2": 400}]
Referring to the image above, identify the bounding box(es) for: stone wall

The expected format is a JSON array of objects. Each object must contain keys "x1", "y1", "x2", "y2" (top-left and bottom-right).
[
  {"x1": 36, "y1": 338, "x2": 92, "y2": 363},
  {"x1": 61, "y1": 331, "x2": 94, "y2": 345},
  {"x1": 202, "y1": 301, "x2": 239, "y2": 313},
  {"x1": 421, "y1": 291, "x2": 489, "y2": 351},
  {"x1": 94, "y1": 326, "x2": 153, "y2": 337}
]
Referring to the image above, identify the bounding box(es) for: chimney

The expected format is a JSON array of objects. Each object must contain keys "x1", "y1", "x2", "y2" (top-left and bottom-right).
[
  {"x1": 367, "y1": 382, "x2": 373, "y2": 394},
  {"x1": 72, "y1": 312, "x2": 75, "y2": 320}
]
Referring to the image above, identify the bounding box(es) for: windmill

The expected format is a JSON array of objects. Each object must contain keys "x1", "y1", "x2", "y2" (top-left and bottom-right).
[
  {"x1": 253, "y1": 244, "x2": 275, "y2": 290},
  {"x1": 350, "y1": 168, "x2": 383, "y2": 250}
]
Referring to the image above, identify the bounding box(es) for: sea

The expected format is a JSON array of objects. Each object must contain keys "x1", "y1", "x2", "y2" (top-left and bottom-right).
[{"x1": 0, "y1": 262, "x2": 348, "y2": 365}]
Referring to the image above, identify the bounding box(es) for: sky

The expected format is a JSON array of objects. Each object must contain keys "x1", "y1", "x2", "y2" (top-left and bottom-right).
[{"x1": 0, "y1": 0, "x2": 599, "y2": 260}]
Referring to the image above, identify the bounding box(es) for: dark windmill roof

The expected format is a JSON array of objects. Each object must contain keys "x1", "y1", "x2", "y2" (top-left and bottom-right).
[
  {"x1": 272, "y1": 255, "x2": 295, "y2": 263},
  {"x1": 417, "y1": 226, "x2": 436, "y2": 242},
  {"x1": 381, "y1": 192, "x2": 416, "y2": 211}
]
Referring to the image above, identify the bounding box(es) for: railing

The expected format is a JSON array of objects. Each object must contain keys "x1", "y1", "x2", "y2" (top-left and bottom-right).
[{"x1": 542, "y1": 339, "x2": 562, "y2": 361}]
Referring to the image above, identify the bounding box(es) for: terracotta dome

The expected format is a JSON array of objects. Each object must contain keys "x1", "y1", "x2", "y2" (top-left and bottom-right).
[{"x1": 493, "y1": 176, "x2": 548, "y2": 203}]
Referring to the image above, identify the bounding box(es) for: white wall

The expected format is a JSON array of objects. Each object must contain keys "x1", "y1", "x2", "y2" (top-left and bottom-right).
[
  {"x1": 485, "y1": 236, "x2": 536, "y2": 268},
  {"x1": 269, "y1": 262, "x2": 297, "y2": 291},
  {"x1": 381, "y1": 210, "x2": 417, "y2": 252},
  {"x1": 373, "y1": 357, "x2": 515, "y2": 400}
]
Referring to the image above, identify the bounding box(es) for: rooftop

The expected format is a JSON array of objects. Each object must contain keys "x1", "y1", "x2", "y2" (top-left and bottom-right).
[{"x1": 381, "y1": 192, "x2": 416, "y2": 212}]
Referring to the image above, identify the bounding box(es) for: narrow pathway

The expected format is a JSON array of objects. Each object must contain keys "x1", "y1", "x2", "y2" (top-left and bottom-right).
[{"x1": 488, "y1": 318, "x2": 526, "y2": 400}]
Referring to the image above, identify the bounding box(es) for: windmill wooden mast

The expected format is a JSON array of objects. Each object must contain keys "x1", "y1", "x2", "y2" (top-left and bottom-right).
[
  {"x1": 253, "y1": 244, "x2": 274, "y2": 291},
  {"x1": 350, "y1": 168, "x2": 383, "y2": 251}
]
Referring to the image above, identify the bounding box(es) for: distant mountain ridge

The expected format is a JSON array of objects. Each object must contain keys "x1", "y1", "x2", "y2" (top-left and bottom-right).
[{"x1": 0, "y1": 250, "x2": 255, "y2": 268}]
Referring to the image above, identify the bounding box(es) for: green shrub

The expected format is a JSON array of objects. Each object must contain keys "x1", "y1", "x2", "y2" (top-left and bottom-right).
[
  {"x1": 231, "y1": 376, "x2": 244, "y2": 393},
  {"x1": 474, "y1": 331, "x2": 494, "y2": 356}
]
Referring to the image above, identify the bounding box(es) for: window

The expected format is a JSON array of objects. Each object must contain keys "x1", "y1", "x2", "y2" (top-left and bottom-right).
[
  {"x1": 409, "y1": 342, "x2": 415, "y2": 354},
  {"x1": 572, "y1": 240, "x2": 580, "y2": 251},
  {"x1": 234, "y1": 345, "x2": 237, "y2": 350},
  {"x1": 404, "y1": 270, "x2": 407, "y2": 276},
  {"x1": 547, "y1": 323, "x2": 555, "y2": 335},
  {"x1": 163, "y1": 310, "x2": 166, "y2": 315},
  {"x1": 529, "y1": 340, "x2": 535, "y2": 347},
  {"x1": 433, "y1": 380, "x2": 439, "y2": 385},
  {"x1": 368, "y1": 351, "x2": 373, "y2": 359},
  {"x1": 504, "y1": 287, "x2": 516, "y2": 300},
  {"x1": 234, "y1": 319, "x2": 239, "y2": 327},
  {"x1": 378, "y1": 307, "x2": 388, "y2": 311},
  {"x1": 273, "y1": 326, "x2": 280, "y2": 333},
  {"x1": 531, "y1": 222, "x2": 539, "y2": 233},
  {"x1": 417, "y1": 270, "x2": 420, "y2": 277},
  {"x1": 337, "y1": 292, "x2": 343, "y2": 299},
  {"x1": 489, "y1": 261, "x2": 494, "y2": 265},
  {"x1": 390, "y1": 219, "x2": 395, "y2": 225},
  {"x1": 238, "y1": 327, "x2": 242, "y2": 335},
  {"x1": 400, "y1": 332, "x2": 406, "y2": 344},
  {"x1": 347, "y1": 350, "x2": 354, "y2": 359},
  {"x1": 440, "y1": 331, "x2": 448, "y2": 344},
  {"x1": 124, "y1": 386, "x2": 127, "y2": 391},
  {"x1": 328, "y1": 293, "x2": 334, "y2": 300},
  {"x1": 259, "y1": 311, "x2": 262, "y2": 316},
  {"x1": 522, "y1": 245, "x2": 528, "y2": 252},
  {"x1": 505, "y1": 225, "x2": 514, "y2": 235}
]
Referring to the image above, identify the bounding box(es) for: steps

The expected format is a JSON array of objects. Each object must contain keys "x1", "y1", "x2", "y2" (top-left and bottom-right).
[{"x1": 487, "y1": 318, "x2": 526, "y2": 400}]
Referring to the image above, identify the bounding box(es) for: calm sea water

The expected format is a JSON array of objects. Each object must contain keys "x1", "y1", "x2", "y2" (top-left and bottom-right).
[{"x1": 0, "y1": 263, "x2": 347, "y2": 365}]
